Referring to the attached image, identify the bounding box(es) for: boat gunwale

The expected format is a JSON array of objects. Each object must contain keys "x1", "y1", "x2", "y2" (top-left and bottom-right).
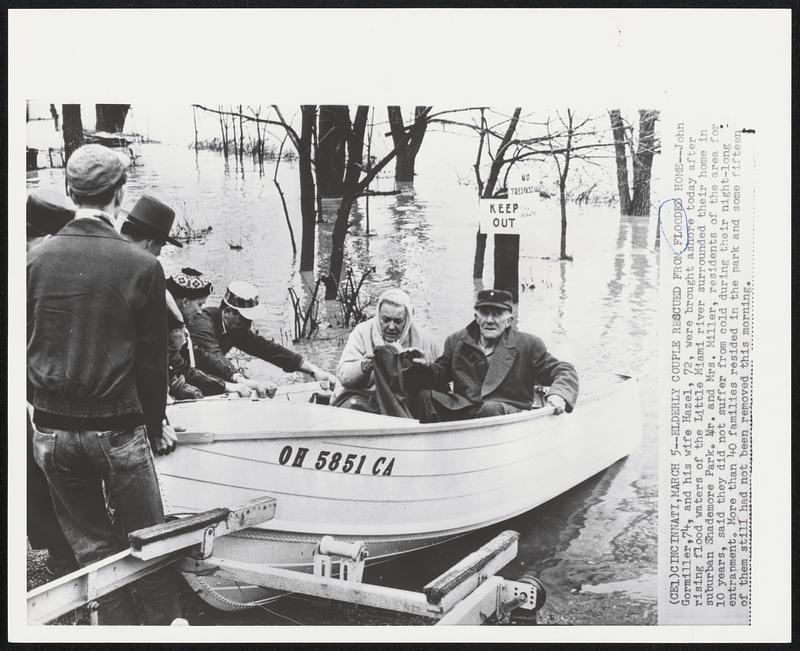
[{"x1": 169, "y1": 373, "x2": 639, "y2": 443}]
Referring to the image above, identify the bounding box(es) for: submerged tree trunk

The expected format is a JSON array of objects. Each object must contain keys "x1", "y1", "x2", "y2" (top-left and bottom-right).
[
  {"x1": 493, "y1": 235, "x2": 520, "y2": 303},
  {"x1": 61, "y1": 104, "x2": 84, "y2": 165},
  {"x1": 472, "y1": 110, "x2": 488, "y2": 279},
  {"x1": 317, "y1": 105, "x2": 349, "y2": 198},
  {"x1": 559, "y1": 183, "x2": 569, "y2": 259},
  {"x1": 230, "y1": 106, "x2": 238, "y2": 162},
  {"x1": 327, "y1": 106, "x2": 369, "y2": 299},
  {"x1": 489, "y1": 108, "x2": 522, "y2": 299},
  {"x1": 218, "y1": 106, "x2": 229, "y2": 160},
  {"x1": 631, "y1": 109, "x2": 659, "y2": 216},
  {"x1": 95, "y1": 104, "x2": 130, "y2": 133},
  {"x1": 192, "y1": 105, "x2": 198, "y2": 151},
  {"x1": 559, "y1": 110, "x2": 573, "y2": 260},
  {"x1": 387, "y1": 105, "x2": 431, "y2": 183},
  {"x1": 49, "y1": 104, "x2": 60, "y2": 131},
  {"x1": 609, "y1": 109, "x2": 633, "y2": 215},
  {"x1": 299, "y1": 105, "x2": 318, "y2": 272},
  {"x1": 238, "y1": 104, "x2": 245, "y2": 166}
]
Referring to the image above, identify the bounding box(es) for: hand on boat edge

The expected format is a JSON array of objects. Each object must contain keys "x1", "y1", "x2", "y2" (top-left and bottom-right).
[
  {"x1": 546, "y1": 394, "x2": 567, "y2": 415},
  {"x1": 310, "y1": 368, "x2": 338, "y2": 391}
]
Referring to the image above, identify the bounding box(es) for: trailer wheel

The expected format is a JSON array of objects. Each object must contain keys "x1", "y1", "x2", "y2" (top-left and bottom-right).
[{"x1": 516, "y1": 573, "x2": 546, "y2": 611}]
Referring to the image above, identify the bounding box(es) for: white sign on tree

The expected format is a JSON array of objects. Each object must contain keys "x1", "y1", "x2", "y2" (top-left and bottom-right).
[
  {"x1": 479, "y1": 199, "x2": 524, "y2": 234},
  {"x1": 478, "y1": 167, "x2": 538, "y2": 235},
  {"x1": 507, "y1": 168, "x2": 539, "y2": 209}
]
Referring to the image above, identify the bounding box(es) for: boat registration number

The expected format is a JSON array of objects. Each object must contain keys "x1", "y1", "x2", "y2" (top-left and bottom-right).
[{"x1": 277, "y1": 445, "x2": 396, "y2": 476}]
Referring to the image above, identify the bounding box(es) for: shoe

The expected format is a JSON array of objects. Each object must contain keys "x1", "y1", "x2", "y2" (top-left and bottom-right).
[{"x1": 44, "y1": 553, "x2": 78, "y2": 579}]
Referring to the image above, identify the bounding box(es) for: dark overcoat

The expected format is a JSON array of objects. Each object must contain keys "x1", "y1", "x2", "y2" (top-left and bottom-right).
[
  {"x1": 429, "y1": 321, "x2": 579, "y2": 413},
  {"x1": 189, "y1": 305, "x2": 304, "y2": 381},
  {"x1": 27, "y1": 215, "x2": 168, "y2": 439}
]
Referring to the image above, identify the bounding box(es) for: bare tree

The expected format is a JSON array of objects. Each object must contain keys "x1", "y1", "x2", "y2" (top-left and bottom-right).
[
  {"x1": 547, "y1": 109, "x2": 577, "y2": 261},
  {"x1": 61, "y1": 104, "x2": 84, "y2": 164},
  {"x1": 238, "y1": 104, "x2": 245, "y2": 166},
  {"x1": 217, "y1": 105, "x2": 229, "y2": 161},
  {"x1": 609, "y1": 109, "x2": 632, "y2": 214},
  {"x1": 327, "y1": 106, "x2": 369, "y2": 298},
  {"x1": 316, "y1": 105, "x2": 349, "y2": 198},
  {"x1": 631, "y1": 110, "x2": 659, "y2": 215},
  {"x1": 49, "y1": 104, "x2": 60, "y2": 131},
  {"x1": 230, "y1": 105, "x2": 238, "y2": 163},
  {"x1": 467, "y1": 108, "x2": 522, "y2": 298},
  {"x1": 609, "y1": 109, "x2": 660, "y2": 215},
  {"x1": 192, "y1": 105, "x2": 199, "y2": 151},
  {"x1": 298, "y1": 105, "x2": 317, "y2": 271},
  {"x1": 273, "y1": 133, "x2": 297, "y2": 257},
  {"x1": 387, "y1": 106, "x2": 432, "y2": 183},
  {"x1": 325, "y1": 106, "x2": 433, "y2": 299}
]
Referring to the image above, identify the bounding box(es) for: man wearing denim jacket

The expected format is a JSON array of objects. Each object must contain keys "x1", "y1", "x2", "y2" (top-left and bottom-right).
[{"x1": 27, "y1": 145, "x2": 183, "y2": 625}]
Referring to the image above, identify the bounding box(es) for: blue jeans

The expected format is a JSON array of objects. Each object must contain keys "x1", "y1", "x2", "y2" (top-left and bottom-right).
[
  {"x1": 27, "y1": 412, "x2": 76, "y2": 570},
  {"x1": 32, "y1": 424, "x2": 182, "y2": 625}
]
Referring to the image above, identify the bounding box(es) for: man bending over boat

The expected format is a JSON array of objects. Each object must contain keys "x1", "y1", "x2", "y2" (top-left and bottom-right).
[
  {"x1": 189, "y1": 280, "x2": 337, "y2": 397},
  {"x1": 412, "y1": 289, "x2": 579, "y2": 421},
  {"x1": 165, "y1": 268, "x2": 253, "y2": 400},
  {"x1": 331, "y1": 288, "x2": 441, "y2": 415}
]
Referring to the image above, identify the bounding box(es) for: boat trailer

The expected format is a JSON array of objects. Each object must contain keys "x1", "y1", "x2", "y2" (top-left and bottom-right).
[{"x1": 27, "y1": 496, "x2": 545, "y2": 626}]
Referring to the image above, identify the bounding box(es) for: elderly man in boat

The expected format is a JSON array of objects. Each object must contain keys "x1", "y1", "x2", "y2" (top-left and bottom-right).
[
  {"x1": 189, "y1": 280, "x2": 337, "y2": 397},
  {"x1": 413, "y1": 289, "x2": 579, "y2": 421},
  {"x1": 332, "y1": 288, "x2": 441, "y2": 416}
]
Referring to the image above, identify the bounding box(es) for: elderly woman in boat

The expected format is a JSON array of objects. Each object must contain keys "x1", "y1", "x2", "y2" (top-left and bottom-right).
[{"x1": 332, "y1": 288, "x2": 441, "y2": 414}]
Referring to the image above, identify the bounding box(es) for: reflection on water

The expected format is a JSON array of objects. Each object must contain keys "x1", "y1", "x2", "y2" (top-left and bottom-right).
[{"x1": 27, "y1": 143, "x2": 660, "y2": 624}]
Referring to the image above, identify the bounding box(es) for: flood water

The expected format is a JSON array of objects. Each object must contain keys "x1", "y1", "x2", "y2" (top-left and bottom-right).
[{"x1": 28, "y1": 142, "x2": 660, "y2": 625}]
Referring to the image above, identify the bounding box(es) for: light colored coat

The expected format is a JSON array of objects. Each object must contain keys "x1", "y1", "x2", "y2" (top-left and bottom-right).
[{"x1": 333, "y1": 319, "x2": 441, "y2": 399}]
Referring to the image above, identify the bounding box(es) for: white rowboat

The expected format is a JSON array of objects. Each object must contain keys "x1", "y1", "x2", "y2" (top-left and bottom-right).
[{"x1": 156, "y1": 374, "x2": 642, "y2": 611}]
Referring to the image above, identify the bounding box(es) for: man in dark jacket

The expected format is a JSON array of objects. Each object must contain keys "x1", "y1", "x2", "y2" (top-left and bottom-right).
[
  {"x1": 166, "y1": 268, "x2": 253, "y2": 400},
  {"x1": 25, "y1": 190, "x2": 78, "y2": 579},
  {"x1": 413, "y1": 289, "x2": 579, "y2": 421},
  {"x1": 27, "y1": 144, "x2": 183, "y2": 625},
  {"x1": 189, "y1": 280, "x2": 337, "y2": 397}
]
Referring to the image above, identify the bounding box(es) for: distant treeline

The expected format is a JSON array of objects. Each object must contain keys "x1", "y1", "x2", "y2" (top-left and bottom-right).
[{"x1": 191, "y1": 138, "x2": 297, "y2": 162}]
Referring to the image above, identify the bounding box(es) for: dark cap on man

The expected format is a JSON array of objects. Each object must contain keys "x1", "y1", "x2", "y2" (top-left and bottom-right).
[
  {"x1": 65, "y1": 144, "x2": 127, "y2": 198},
  {"x1": 124, "y1": 195, "x2": 183, "y2": 247},
  {"x1": 27, "y1": 189, "x2": 75, "y2": 236},
  {"x1": 475, "y1": 288, "x2": 513, "y2": 311}
]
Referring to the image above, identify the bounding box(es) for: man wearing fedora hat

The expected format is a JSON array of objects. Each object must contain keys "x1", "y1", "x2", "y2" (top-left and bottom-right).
[
  {"x1": 189, "y1": 280, "x2": 337, "y2": 396},
  {"x1": 27, "y1": 144, "x2": 183, "y2": 624},
  {"x1": 412, "y1": 288, "x2": 579, "y2": 421},
  {"x1": 120, "y1": 194, "x2": 183, "y2": 258},
  {"x1": 26, "y1": 189, "x2": 75, "y2": 251}
]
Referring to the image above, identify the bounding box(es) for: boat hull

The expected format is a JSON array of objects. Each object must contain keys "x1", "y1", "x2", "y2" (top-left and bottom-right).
[{"x1": 156, "y1": 375, "x2": 642, "y2": 610}]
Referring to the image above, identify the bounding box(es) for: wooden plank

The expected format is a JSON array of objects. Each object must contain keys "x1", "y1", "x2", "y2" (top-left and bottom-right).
[
  {"x1": 27, "y1": 497, "x2": 277, "y2": 623},
  {"x1": 28, "y1": 549, "x2": 183, "y2": 625},
  {"x1": 132, "y1": 496, "x2": 276, "y2": 560},
  {"x1": 424, "y1": 530, "x2": 518, "y2": 606},
  {"x1": 434, "y1": 577, "x2": 505, "y2": 626},
  {"x1": 129, "y1": 508, "x2": 230, "y2": 549},
  {"x1": 182, "y1": 557, "x2": 443, "y2": 619}
]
